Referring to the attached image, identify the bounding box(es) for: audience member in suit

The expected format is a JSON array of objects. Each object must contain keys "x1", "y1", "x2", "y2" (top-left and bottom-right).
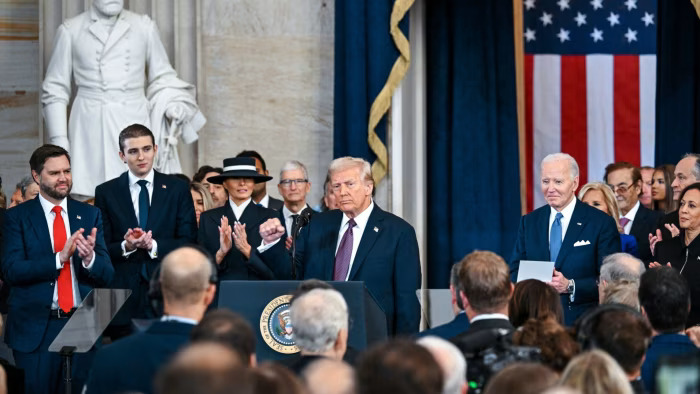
[
  {"x1": 301, "y1": 359, "x2": 356, "y2": 394},
  {"x1": 597, "y1": 252, "x2": 645, "y2": 304},
  {"x1": 579, "y1": 182, "x2": 638, "y2": 257},
  {"x1": 284, "y1": 288, "x2": 348, "y2": 375},
  {"x1": 95, "y1": 124, "x2": 197, "y2": 336},
  {"x1": 604, "y1": 162, "x2": 663, "y2": 264},
  {"x1": 194, "y1": 165, "x2": 227, "y2": 209},
  {"x1": 236, "y1": 150, "x2": 284, "y2": 210},
  {"x1": 259, "y1": 157, "x2": 422, "y2": 335},
  {"x1": 84, "y1": 246, "x2": 216, "y2": 394},
  {"x1": 2, "y1": 145, "x2": 113, "y2": 394},
  {"x1": 416, "y1": 336, "x2": 467, "y2": 394},
  {"x1": 638, "y1": 267, "x2": 698, "y2": 393},
  {"x1": 417, "y1": 263, "x2": 470, "y2": 339},
  {"x1": 198, "y1": 157, "x2": 287, "y2": 282},
  {"x1": 511, "y1": 153, "x2": 621, "y2": 325},
  {"x1": 508, "y1": 279, "x2": 564, "y2": 328},
  {"x1": 277, "y1": 160, "x2": 316, "y2": 251},
  {"x1": 451, "y1": 251, "x2": 514, "y2": 356},
  {"x1": 639, "y1": 166, "x2": 655, "y2": 210},
  {"x1": 573, "y1": 305, "x2": 652, "y2": 394},
  {"x1": 652, "y1": 164, "x2": 677, "y2": 213},
  {"x1": 190, "y1": 309, "x2": 257, "y2": 366}
]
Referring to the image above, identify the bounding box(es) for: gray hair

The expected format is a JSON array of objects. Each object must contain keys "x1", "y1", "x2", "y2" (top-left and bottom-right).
[
  {"x1": 17, "y1": 176, "x2": 35, "y2": 196},
  {"x1": 682, "y1": 153, "x2": 700, "y2": 181},
  {"x1": 291, "y1": 288, "x2": 348, "y2": 353},
  {"x1": 417, "y1": 336, "x2": 467, "y2": 394},
  {"x1": 601, "y1": 281, "x2": 640, "y2": 311},
  {"x1": 600, "y1": 253, "x2": 645, "y2": 283},
  {"x1": 279, "y1": 160, "x2": 309, "y2": 180},
  {"x1": 328, "y1": 157, "x2": 373, "y2": 184},
  {"x1": 541, "y1": 153, "x2": 580, "y2": 180}
]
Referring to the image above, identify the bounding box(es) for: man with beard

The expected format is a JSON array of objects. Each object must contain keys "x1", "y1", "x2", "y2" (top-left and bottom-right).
[{"x1": 1, "y1": 144, "x2": 113, "y2": 394}]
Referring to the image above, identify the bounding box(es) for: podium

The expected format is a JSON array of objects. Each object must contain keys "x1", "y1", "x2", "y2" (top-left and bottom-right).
[{"x1": 218, "y1": 281, "x2": 387, "y2": 362}]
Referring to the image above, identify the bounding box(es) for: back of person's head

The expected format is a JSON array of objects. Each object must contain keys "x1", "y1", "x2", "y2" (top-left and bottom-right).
[
  {"x1": 638, "y1": 266, "x2": 690, "y2": 333},
  {"x1": 509, "y1": 279, "x2": 564, "y2": 327},
  {"x1": 191, "y1": 309, "x2": 256, "y2": 366},
  {"x1": 601, "y1": 281, "x2": 640, "y2": 311},
  {"x1": 449, "y1": 263, "x2": 464, "y2": 311},
  {"x1": 155, "y1": 342, "x2": 250, "y2": 394},
  {"x1": 302, "y1": 359, "x2": 355, "y2": 394},
  {"x1": 574, "y1": 305, "x2": 651, "y2": 377},
  {"x1": 357, "y1": 339, "x2": 443, "y2": 394},
  {"x1": 458, "y1": 250, "x2": 512, "y2": 314},
  {"x1": 600, "y1": 253, "x2": 645, "y2": 284},
  {"x1": 250, "y1": 362, "x2": 307, "y2": 394},
  {"x1": 159, "y1": 247, "x2": 214, "y2": 308},
  {"x1": 290, "y1": 288, "x2": 348, "y2": 356},
  {"x1": 290, "y1": 279, "x2": 333, "y2": 305},
  {"x1": 417, "y1": 336, "x2": 467, "y2": 394},
  {"x1": 484, "y1": 363, "x2": 559, "y2": 394},
  {"x1": 512, "y1": 314, "x2": 580, "y2": 372},
  {"x1": 559, "y1": 350, "x2": 633, "y2": 394}
]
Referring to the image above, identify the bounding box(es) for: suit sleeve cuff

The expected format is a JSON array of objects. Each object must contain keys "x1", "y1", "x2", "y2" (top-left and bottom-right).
[
  {"x1": 258, "y1": 238, "x2": 280, "y2": 253},
  {"x1": 148, "y1": 240, "x2": 158, "y2": 259}
]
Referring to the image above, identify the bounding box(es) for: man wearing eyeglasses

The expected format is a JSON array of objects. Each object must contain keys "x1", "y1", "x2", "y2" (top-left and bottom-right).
[
  {"x1": 604, "y1": 162, "x2": 662, "y2": 264},
  {"x1": 277, "y1": 161, "x2": 316, "y2": 250}
]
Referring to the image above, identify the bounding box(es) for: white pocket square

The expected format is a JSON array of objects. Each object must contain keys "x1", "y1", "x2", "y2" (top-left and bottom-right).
[{"x1": 573, "y1": 240, "x2": 591, "y2": 247}]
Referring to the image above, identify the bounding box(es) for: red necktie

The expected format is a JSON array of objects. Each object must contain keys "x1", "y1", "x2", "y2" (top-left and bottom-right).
[{"x1": 52, "y1": 206, "x2": 73, "y2": 312}]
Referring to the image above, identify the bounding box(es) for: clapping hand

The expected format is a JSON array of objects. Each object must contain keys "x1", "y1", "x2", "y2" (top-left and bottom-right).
[
  {"x1": 58, "y1": 228, "x2": 84, "y2": 263},
  {"x1": 216, "y1": 216, "x2": 233, "y2": 264},
  {"x1": 233, "y1": 221, "x2": 252, "y2": 259},
  {"x1": 75, "y1": 227, "x2": 97, "y2": 264},
  {"x1": 124, "y1": 228, "x2": 153, "y2": 251}
]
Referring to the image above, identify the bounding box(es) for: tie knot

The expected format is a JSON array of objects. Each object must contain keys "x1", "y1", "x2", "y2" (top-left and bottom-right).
[
  {"x1": 348, "y1": 218, "x2": 357, "y2": 228},
  {"x1": 52, "y1": 206, "x2": 62, "y2": 215},
  {"x1": 620, "y1": 217, "x2": 630, "y2": 227},
  {"x1": 137, "y1": 179, "x2": 148, "y2": 188},
  {"x1": 555, "y1": 212, "x2": 563, "y2": 220}
]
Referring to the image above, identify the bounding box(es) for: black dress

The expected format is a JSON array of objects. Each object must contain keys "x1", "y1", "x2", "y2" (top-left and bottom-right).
[{"x1": 655, "y1": 231, "x2": 700, "y2": 327}]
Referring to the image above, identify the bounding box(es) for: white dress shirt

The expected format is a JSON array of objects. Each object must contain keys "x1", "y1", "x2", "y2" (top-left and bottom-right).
[
  {"x1": 258, "y1": 194, "x2": 270, "y2": 208},
  {"x1": 548, "y1": 197, "x2": 577, "y2": 243},
  {"x1": 161, "y1": 315, "x2": 198, "y2": 325},
  {"x1": 229, "y1": 197, "x2": 252, "y2": 220},
  {"x1": 121, "y1": 169, "x2": 158, "y2": 258},
  {"x1": 620, "y1": 200, "x2": 640, "y2": 235},
  {"x1": 282, "y1": 204, "x2": 309, "y2": 235},
  {"x1": 470, "y1": 313, "x2": 510, "y2": 323},
  {"x1": 335, "y1": 201, "x2": 375, "y2": 281},
  {"x1": 38, "y1": 194, "x2": 95, "y2": 310}
]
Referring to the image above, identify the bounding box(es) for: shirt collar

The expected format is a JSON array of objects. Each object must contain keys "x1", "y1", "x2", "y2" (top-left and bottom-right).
[
  {"x1": 229, "y1": 197, "x2": 252, "y2": 211},
  {"x1": 160, "y1": 315, "x2": 198, "y2": 325},
  {"x1": 341, "y1": 200, "x2": 374, "y2": 231},
  {"x1": 38, "y1": 193, "x2": 68, "y2": 216},
  {"x1": 283, "y1": 204, "x2": 308, "y2": 220},
  {"x1": 128, "y1": 169, "x2": 155, "y2": 187},
  {"x1": 550, "y1": 196, "x2": 577, "y2": 218},
  {"x1": 258, "y1": 194, "x2": 270, "y2": 208},
  {"x1": 470, "y1": 313, "x2": 510, "y2": 323},
  {"x1": 622, "y1": 200, "x2": 641, "y2": 220}
]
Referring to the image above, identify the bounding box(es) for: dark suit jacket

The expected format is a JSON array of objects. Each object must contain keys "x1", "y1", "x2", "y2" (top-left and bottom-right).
[
  {"x1": 268, "y1": 196, "x2": 284, "y2": 211},
  {"x1": 95, "y1": 171, "x2": 197, "y2": 286},
  {"x1": 655, "y1": 231, "x2": 700, "y2": 327},
  {"x1": 277, "y1": 206, "x2": 317, "y2": 240},
  {"x1": 629, "y1": 204, "x2": 663, "y2": 264},
  {"x1": 510, "y1": 199, "x2": 621, "y2": 325},
  {"x1": 417, "y1": 312, "x2": 469, "y2": 340},
  {"x1": 270, "y1": 205, "x2": 421, "y2": 335},
  {"x1": 640, "y1": 333, "x2": 698, "y2": 394},
  {"x1": 0, "y1": 207, "x2": 8, "y2": 314},
  {"x1": 85, "y1": 320, "x2": 194, "y2": 394},
  {"x1": 198, "y1": 201, "x2": 286, "y2": 280},
  {"x1": 1, "y1": 197, "x2": 113, "y2": 352},
  {"x1": 450, "y1": 318, "x2": 514, "y2": 355}
]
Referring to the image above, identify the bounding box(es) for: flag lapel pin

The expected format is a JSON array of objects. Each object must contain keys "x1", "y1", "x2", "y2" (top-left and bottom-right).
[
  {"x1": 162, "y1": 184, "x2": 167, "y2": 189},
  {"x1": 76, "y1": 215, "x2": 81, "y2": 220},
  {"x1": 577, "y1": 222, "x2": 582, "y2": 226},
  {"x1": 374, "y1": 226, "x2": 379, "y2": 233}
]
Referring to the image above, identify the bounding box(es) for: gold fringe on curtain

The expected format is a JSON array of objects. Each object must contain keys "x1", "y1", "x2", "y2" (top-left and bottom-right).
[
  {"x1": 367, "y1": 0, "x2": 414, "y2": 185},
  {"x1": 693, "y1": 0, "x2": 700, "y2": 18}
]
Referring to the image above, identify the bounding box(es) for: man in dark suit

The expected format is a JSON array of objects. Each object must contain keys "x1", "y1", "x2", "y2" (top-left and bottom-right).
[
  {"x1": 198, "y1": 157, "x2": 286, "y2": 282},
  {"x1": 604, "y1": 162, "x2": 662, "y2": 264},
  {"x1": 84, "y1": 246, "x2": 216, "y2": 394},
  {"x1": 418, "y1": 263, "x2": 469, "y2": 340},
  {"x1": 277, "y1": 160, "x2": 316, "y2": 251},
  {"x1": 259, "y1": 157, "x2": 421, "y2": 335},
  {"x1": 450, "y1": 251, "x2": 514, "y2": 355},
  {"x1": 511, "y1": 153, "x2": 621, "y2": 325},
  {"x1": 95, "y1": 124, "x2": 196, "y2": 334},
  {"x1": 236, "y1": 150, "x2": 284, "y2": 210},
  {"x1": 1, "y1": 144, "x2": 113, "y2": 394}
]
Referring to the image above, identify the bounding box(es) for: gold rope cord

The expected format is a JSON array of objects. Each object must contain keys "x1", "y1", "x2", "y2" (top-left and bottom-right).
[{"x1": 367, "y1": 0, "x2": 415, "y2": 185}]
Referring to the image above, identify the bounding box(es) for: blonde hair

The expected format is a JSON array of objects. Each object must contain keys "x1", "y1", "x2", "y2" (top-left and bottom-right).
[
  {"x1": 578, "y1": 182, "x2": 622, "y2": 233},
  {"x1": 328, "y1": 157, "x2": 373, "y2": 184},
  {"x1": 560, "y1": 350, "x2": 633, "y2": 394},
  {"x1": 190, "y1": 182, "x2": 215, "y2": 212}
]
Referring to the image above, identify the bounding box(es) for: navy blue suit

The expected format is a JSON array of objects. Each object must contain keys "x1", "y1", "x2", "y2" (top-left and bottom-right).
[
  {"x1": 269, "y1": 205, "x2": 421, "y2": 335},
  {"x1": 510, "y1": 199, "x2": 621, "y2": 325},
  {"x1": 95, "y1": 171, "x2": 196, "y2": 323},
  {"x1": 84, "y1": 320, "x2": 194, "y2": 394},
  {"x1": 641, "y1": 334, "x2": 698, "y2": 394},
  {"x1": 628, "y1": 204, "x2": 662, "y2": 264},
  {"x1": 1, "y1": 197, "x2": 113, "y2": 393},
  {"x1": 417, "y1": 312, "x2": 469, "y2": 340}
]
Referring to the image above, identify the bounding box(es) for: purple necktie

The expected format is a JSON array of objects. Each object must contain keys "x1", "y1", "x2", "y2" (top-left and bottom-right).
[
  {"x1": 619, "y1": 217, "x2": 630, "y2": 229},
  {"x1": 334, "y1": 218, "x2": 356, "y2": 281}
]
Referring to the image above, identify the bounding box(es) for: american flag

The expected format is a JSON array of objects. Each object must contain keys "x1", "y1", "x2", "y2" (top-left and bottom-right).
[{"x1": 524, "y1": 0, "x2": 657, "y2": 211}]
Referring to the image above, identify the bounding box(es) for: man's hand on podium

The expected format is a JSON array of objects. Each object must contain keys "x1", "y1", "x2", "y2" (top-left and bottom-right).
[{"x1": 259, "y1": 218, "x2": 285, "y2": 245}]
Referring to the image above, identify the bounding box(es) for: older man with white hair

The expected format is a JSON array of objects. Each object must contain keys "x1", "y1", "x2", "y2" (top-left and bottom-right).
[
  {"x1": 277, "y1": 160, "x2": 315, "y2": 249},
  {"x1": 598, "y1": 252, "x2": 645, "y2": 302},
  {"x1": 417, "y1": 336, "x2": 467, "y2": 394},
  {"x1": 511, "y1": 153, "x2": 621, "y2": 325}
]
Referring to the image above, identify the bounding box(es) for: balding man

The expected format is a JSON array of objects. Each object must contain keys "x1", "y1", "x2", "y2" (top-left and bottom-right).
[
  {"x1": 84, "y1": 246, "x2": 216, "y2": 394},
  {"x1": 598, "y1": 252, "x2": 645, "y2": 302},
  {"x1": 511, "y1": 153, "x2": 620, "y2": 325},
  {"x1": 417, "y1": 336, "x2": 468, "y2": 394}
]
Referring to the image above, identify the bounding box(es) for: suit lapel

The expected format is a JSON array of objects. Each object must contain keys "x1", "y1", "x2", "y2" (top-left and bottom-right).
[
  {"x1": 117, "y1": 172, "x2": 139, "y2": 229},
  {"x1": 324, "y1": 211, "x2": 343, "y2": 280},
  {"x1": 67, "y1": 199, "x2": 84, "y2": 235},
  {"x1": 87, "y1": 15, "x2": 109, "y2": 45},
  {"x1": 103, "y1": 14, "x2": 130, "y2": 54},
  {"x1": 147, "y1": 172, "x2": 166, "y2": 231},
  {"x1": 556, "y1": 200, "x2": 587, "y2": 268},
  {"x1": 348, "y1": 207, "x2": 383, "y2": 281},
  {"x1": 537, "y1": 207, "x2": 551, "y2": 258},
  {"x1": 27, "y1": 199, "x2": 53, "y2": 254}
]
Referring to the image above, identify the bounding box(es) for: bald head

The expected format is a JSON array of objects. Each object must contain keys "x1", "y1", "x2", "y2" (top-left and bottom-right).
[{"x1": 160, "y1": 246, "x2": 213, "y2": 306}]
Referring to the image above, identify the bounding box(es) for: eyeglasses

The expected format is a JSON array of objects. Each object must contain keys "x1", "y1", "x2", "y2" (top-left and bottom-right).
[
  {"x1": 608, "y1": 183, "x2": 631, "y2": 194},
  {"x1": 279, "y1": 179, "x2": 308, "y2": 188}
]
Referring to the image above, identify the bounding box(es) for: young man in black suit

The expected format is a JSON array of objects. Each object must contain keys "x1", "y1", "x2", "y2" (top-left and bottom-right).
[{"x1": 95, "y1": 124, "x2": 196, "y2": 336}]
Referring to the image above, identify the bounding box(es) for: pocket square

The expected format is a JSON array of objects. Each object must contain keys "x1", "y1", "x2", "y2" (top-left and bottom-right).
[{"x1": 573, "y1": 240, "x2": 591, "y2": 247}]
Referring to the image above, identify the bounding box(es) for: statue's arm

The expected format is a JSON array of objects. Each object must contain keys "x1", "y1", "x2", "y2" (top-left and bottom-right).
[{"x1": 41, "y1": 24, "x2": 72, "y2": 149}]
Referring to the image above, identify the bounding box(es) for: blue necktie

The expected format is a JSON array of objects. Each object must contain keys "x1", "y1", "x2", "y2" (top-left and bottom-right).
[
  {"x1": 550, "y1": 212, "x2": 564, "y2": 262},
  {"x1": 137, "y1": 180, "x2": 149, "y2": 229}
]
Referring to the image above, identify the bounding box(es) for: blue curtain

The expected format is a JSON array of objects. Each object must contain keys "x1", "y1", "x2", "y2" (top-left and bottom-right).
[
  {"x1": 655, "y1": 1, "x2": 700, "y2": 164},
  {"x1": 334, "y1": 0, "x2": 408, "y2": 161},
  {"x1": 426, "y1": 0, "x2": 521, "y2": 288}
]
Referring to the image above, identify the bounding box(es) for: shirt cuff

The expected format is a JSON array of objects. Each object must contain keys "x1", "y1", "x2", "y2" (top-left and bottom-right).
[
  {"x1": 83, "y1": 252, "x2": 96, "y2": 270},
  {"x1": 569, "y1": 279, "x2": 576, "y2": 302},
  {"x1": 258, "y1": 238, "x2": 280, "y2": 253},
  {"x1": 55, "y1": 253, "x2": 64, "y2": 270},
  {"x1": 148, "y1": 240, "x2": 158, "y2": 259},
  {"x1": 121, "y1": 240, "x2": 137, "y2": 257}
]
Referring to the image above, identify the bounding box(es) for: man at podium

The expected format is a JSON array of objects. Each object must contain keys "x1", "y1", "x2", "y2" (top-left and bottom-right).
[{"x1": 259, "y1": 157, "x2": 421, "y2": 335}]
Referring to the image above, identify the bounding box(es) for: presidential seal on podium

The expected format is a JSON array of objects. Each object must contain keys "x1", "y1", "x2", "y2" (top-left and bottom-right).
[{"x1": 260, "y1": 294, "x2": 300, "y2": 354}]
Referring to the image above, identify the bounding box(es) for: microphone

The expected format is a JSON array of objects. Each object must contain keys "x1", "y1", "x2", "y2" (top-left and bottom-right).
[{"x1": 291, "y1": 208, "x2": 313, "y2": 280}]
